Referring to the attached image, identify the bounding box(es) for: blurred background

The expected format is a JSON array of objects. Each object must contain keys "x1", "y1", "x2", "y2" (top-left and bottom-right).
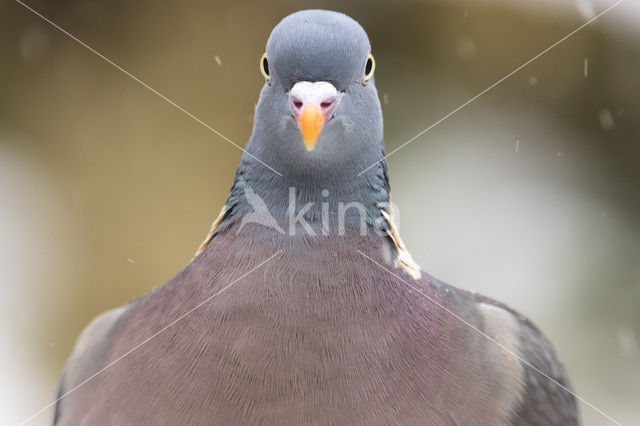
[{"x1": 1, "y1": 0, "x2": 638, "y2": 424}]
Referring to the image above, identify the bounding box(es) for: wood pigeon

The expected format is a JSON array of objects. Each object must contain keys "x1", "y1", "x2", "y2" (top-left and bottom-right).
[{"x1": 53, "y1": 9, "x2": 579, "y2": 425}]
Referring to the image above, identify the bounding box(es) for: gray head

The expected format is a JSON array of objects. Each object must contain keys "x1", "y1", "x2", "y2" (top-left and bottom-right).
[{"x1": 244, "y1": 10, "x2": 384, "y2": 183}]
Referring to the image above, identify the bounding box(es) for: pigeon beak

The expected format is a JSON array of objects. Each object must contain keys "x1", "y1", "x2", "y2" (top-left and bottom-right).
[
  {"x1": 298, "y1": 105, "x2": 324, "y2": 151},
  {"x1": 289, "y1": 81, "x2": 341, "y2": 151}
]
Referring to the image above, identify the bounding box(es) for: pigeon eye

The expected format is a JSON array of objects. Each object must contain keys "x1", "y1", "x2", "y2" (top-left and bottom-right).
[
  {"x1": 260, "y1": 52, "x2": 270, "y2": 80},
  {"x1": 364, "y1": 53, "x2": 375, "y2": 82}
]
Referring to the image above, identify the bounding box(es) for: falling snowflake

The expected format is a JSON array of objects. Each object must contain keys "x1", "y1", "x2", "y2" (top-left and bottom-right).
[
  {"x1": 584, "y1": 58, "x2": 588, "y2": 78},
  {"x1": 598, "y1": 109, "x2": 615, "y2": 130}
]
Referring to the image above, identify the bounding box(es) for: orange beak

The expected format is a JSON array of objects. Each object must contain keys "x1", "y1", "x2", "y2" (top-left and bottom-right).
[{"x1": 297, "y1": 104, "x2": 324, "y2": 151}]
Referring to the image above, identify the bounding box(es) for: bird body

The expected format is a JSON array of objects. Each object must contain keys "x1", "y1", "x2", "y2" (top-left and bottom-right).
[
  {"x1": 55, "y1": 224, "x2": 575, "y2": 425},
  {"x1": 54, "y1": 9, "x2": 579, "y2": 425}
]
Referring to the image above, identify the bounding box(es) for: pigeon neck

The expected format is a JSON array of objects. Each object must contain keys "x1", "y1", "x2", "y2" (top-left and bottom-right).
[{"x1": 222, "y1": 157, "x2": 391, "y2": 237}]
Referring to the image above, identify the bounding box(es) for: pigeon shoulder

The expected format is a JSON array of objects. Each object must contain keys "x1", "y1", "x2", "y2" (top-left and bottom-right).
[
  {"x1": 471, "y1": 292, "x2": 580, "y2": 425},
  {"x1": 53, "y1": 301, "x2": 136, "y2": 424},
  {"x1": 418, "y1": 275, "x2": 578, "y2": 424}
]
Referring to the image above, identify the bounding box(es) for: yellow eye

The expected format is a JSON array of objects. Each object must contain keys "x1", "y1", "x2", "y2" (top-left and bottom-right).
[
  {"x1": 260, "y1": 52, "x2": 270, "y2": 80},
  {"x1": 364, "y1": 53, "x2": 375, "y2": 82}
]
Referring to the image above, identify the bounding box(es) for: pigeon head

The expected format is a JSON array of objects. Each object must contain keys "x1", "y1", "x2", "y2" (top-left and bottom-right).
[{"x1": 245, "y1": 10, "x2": 384, "y2": 180}]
